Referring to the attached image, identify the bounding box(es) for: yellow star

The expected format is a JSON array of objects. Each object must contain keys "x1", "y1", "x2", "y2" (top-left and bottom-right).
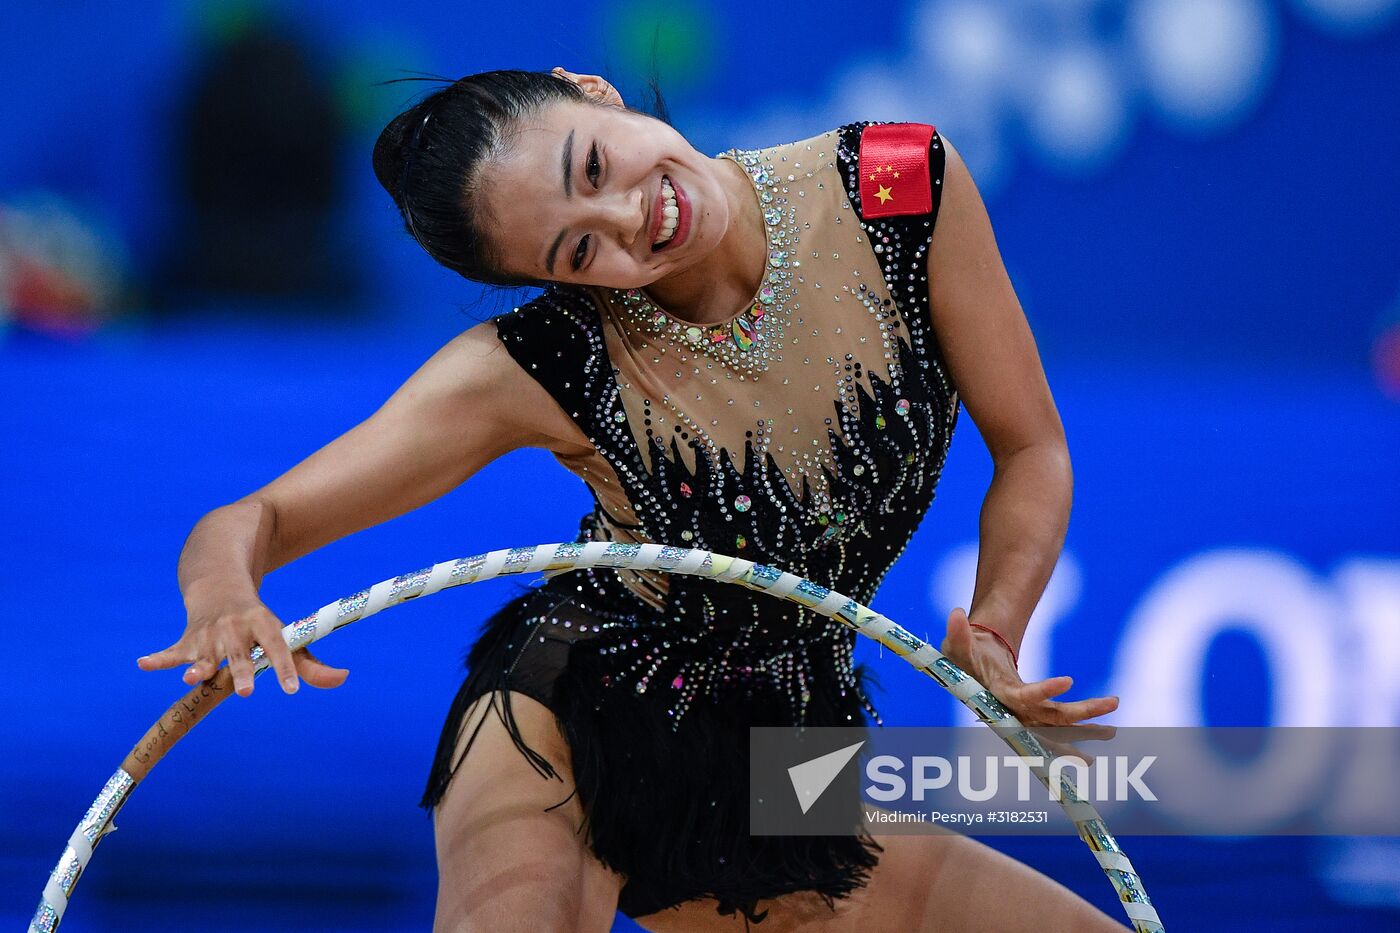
[
  {"x1": 884, "y1": 164, "x2": 893, "y2": 172},
  {"x1": 893, "y1": 170, "x2": 901, "y2": 178},
  {"x1": 868, "y1": 172, "x2": 877, "y2": 181},
  {"x1": 874, "y1": 185, "x2": 893, "y2": 204}
]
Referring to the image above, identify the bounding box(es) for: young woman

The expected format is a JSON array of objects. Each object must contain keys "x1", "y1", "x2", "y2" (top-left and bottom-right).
[{"x1": 138, "y1": 68, "x2": 1124, "y2": 931}]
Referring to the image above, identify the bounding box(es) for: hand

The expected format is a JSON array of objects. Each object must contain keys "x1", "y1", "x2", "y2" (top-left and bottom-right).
[
  {"x1": 137, "y1": 587, "x2": 349, "y2": 697},
  {"x1": 939, "y1": 607, "x2": 1118, "y2": 730}
]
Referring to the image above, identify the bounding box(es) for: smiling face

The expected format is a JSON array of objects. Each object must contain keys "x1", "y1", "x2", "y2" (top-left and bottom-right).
[{"x1": 472, "y1": 99, "x2": 735, "y2": 289}]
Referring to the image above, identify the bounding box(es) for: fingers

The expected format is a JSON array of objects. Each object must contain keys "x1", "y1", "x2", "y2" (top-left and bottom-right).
[
  {"x1": 137, "y1": 644, "x2": 189, "y2": 671},
  {"x1": 183, "y1": 656, "x2": 219, "y2": 685},
  {"x1": 293, "y1": 649, "x2": 350, "y2": 690},
  {"x1": 226, "y1": 639, "x2": 258, "y2": 697},
  {"x1": 252, "y1": 613, "x2": 300, "y2": 694},
  {"x1": 1023, "y1": 723, "x2": 1119, "y2": 767},
  {"x1": 140, "y1": 599, "x2": 304, "y2": 698},
  {"x1": 219, "y1": 605, "x2": 295, "y2": 696},
  {"x1": 942, "y1": 606, "x2": 972, "y2": 657},
  {"x1": 1031, "y1": 732, "x2": 1092, "y2": 767},
  {"x1": 1008, "y1": 686, "x2": 1125, "y2": 722},
  {"x1": 138, "y1": 640, "x2": 218, "y2": 683},
  {"x1": 1000, "y1": 679, "x2": 1120, "y2": 728},
  {"x1": 1047, "y1": 694, "x2": 1119, "y2": 723},
  {"x1": 1023, "y1": 675, "x2": 1075, "y2": 703},
  {"x1": 1061, "y1": 722, "x2": 1118, "y2": 742}
]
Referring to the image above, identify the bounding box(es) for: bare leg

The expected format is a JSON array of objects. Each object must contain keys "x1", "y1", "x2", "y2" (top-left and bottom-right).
[
  {"x1": 865, "y1": 830, "x2": 1128, "y2": 932},
  {"x1": 431, "y1": 690, "x2": 627, "y2": 933},
  {"x1": 635, "y1": 826, "x2": 1126, "y2": 932}
]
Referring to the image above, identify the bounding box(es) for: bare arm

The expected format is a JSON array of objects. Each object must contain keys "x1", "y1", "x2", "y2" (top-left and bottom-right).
[
  {"x1": 927, "y1": 135, "x2": 1117, "y2": 726},
  {"x1": 138, "y1": 319, "x2": 591, "y2": 696}
]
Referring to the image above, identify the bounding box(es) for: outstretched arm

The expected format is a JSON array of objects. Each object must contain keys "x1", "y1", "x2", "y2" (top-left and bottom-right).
[
  {"x1": 138, "y1": 319, "x2": 591, "y2": 697},
  {"x1": 926, "y1": 135, "x2": 1117, "y2": 726}
]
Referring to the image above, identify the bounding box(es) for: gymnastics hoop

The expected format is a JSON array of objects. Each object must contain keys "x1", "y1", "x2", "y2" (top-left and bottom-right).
[{"x1": 32, "y1": 541, "x2": 1165, "y2": 932}]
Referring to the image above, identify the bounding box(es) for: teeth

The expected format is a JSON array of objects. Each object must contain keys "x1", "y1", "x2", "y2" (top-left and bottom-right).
[{"x1": 653, "y1": 177, "x2": 679, "y2": 247}]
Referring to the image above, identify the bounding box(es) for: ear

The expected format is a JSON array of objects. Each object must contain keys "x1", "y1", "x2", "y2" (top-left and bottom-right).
[{"x1": 551, "y1": 66, "x2": 625, "y2": 108}]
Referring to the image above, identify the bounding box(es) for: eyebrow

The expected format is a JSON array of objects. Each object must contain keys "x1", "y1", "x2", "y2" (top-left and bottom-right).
[
  {"x1": 545, "y1": 228, "x2": 567, "y2": 276},
  {"x1": 546, "y1": 129, "x2": 576, "y2": 275},
  {"x1": 561, "y1": 129, "x2": 574, "y2": 198}
]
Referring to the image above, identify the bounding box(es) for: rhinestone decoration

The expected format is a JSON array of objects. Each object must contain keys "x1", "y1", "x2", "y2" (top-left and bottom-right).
[{"x1": 611, "y1": 148, "x2": 798, "y2": 377}]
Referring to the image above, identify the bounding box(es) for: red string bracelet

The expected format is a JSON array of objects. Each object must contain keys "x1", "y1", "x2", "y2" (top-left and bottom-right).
[{"x1": 968, "y1": 622, "x2": 1019, "y2": 669}]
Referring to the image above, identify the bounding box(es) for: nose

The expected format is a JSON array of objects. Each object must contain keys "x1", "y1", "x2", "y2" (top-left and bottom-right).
[{"x1": 597, "y1": 187, "x2": 647, "y2": 250}]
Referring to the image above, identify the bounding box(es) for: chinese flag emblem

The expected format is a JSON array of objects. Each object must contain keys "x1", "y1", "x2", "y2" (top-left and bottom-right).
[{"x1": 858, "y1": 123, "x2": 935, "y2": 219}]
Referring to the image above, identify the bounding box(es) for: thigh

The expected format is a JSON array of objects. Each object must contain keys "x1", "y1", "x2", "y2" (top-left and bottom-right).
[
  {"x1": 431, "y1": 690, "x2": 627, "y2": 933},
  {"x1": 634, "y1": 826, "x2": 1125, "y2": 933},
  {"x1": 854, "y1": 829, "x2": 1127, "y2": 932}
]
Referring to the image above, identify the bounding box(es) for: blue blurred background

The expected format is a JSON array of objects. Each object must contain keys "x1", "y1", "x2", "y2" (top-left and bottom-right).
[{"x1": 3, "y1": 0, "x2": 1398, "y2": 929}]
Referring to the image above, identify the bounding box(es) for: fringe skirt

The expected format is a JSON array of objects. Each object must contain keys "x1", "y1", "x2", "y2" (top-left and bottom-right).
[{"x1": 421, "y1": 571, "x2": 885, "y2": 925}]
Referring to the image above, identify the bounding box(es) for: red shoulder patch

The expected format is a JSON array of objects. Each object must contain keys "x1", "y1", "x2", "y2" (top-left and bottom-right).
[{"x1": 858, "y1": 123, "x2": 935, "y2": 219}]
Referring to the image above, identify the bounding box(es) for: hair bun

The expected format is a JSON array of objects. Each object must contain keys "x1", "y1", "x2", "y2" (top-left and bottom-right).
[{"x1": 372, "y1": 106, "x2": 425, "y2": 204}]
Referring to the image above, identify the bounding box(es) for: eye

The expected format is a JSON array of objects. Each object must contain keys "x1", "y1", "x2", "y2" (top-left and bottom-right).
[
  {"x1": 587, "y1": 143, "x2": 601, "y2": 187},
  {"x1": 571, "y1": 234, "x2": 591, "y2": 272}
]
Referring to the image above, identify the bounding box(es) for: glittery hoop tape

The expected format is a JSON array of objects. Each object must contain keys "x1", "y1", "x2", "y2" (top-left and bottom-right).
[{"x1": 33, "y1": 542, "x2": 1163, "y2": 933}]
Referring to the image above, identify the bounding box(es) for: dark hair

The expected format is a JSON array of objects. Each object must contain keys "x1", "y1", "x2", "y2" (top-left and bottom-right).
[
  {"x1": 373, "y1": 70, "x2": 584, "y2": 288},
  {"x1": 373, "y1": 69, "x2": 670, "y2": 289}
]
